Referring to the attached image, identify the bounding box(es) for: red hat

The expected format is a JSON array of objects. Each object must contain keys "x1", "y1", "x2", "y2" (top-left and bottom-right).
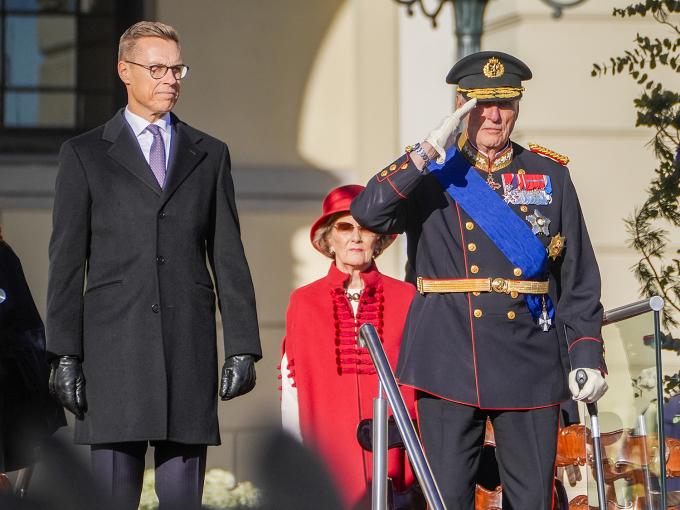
[
  {"x1": 310, "y1": 185, "x2": 365, "y2": 253},
  {"x1": 310, "y1": 185, "x2": 396, "y2": 256}
]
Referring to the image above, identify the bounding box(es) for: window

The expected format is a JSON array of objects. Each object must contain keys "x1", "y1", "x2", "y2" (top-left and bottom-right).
[{"x1": 0, "y1": 0, "x2": 142, "y2": 152}]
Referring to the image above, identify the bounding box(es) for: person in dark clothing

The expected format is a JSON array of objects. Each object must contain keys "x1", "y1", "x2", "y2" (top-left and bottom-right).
[
  {"x1": 0, "y1": 227, "x2": 66, "y2": 475},
  {"x1": 351, "y1": 51, "x2": 608, "y2": 510}
]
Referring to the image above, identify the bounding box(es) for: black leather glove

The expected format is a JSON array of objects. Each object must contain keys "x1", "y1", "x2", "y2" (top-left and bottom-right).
[
  {"x1": 219, "y1": 354, "x2": 256, "y2": 401},
  {"x1": 49, "y1": 355, "x2": 87, "y2": 420}
]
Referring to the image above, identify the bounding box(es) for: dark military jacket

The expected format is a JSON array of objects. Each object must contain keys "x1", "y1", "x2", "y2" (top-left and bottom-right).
[{"x1": 351, "y1": 133, "x2": 606, "y2": 409}]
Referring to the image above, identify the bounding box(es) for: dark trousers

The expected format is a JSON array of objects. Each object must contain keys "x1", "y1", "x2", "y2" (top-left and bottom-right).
[
  {"x1": 417, "y1": 392, "x2": 559, "y2": 510},
  {"x1": 90, "y1": 441, "x2": 207, "y2": 510}
]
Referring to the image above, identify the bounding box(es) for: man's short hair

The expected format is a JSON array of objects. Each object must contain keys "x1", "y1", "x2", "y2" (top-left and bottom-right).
[{"x1": 118, "y1": 21, "x2": 180, "y2": 62}]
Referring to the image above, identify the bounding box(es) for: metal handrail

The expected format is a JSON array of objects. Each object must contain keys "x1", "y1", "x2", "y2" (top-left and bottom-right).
[
  {"x1": 358, "y1": 323, "x2": 446, "y2": 510},
  {"x1": 602, "y1": 297, "x2": 663, "y2": 326}
]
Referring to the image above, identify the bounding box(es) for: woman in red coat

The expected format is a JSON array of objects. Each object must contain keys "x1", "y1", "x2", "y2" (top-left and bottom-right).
[{"x1": 280, "y1": 185, "x2": 417, "y2": 510}]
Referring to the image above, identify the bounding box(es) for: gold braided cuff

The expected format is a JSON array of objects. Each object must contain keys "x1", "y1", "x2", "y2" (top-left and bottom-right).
[{"x1": 417, "y1": 277, "x2": 548, "y2": 295}]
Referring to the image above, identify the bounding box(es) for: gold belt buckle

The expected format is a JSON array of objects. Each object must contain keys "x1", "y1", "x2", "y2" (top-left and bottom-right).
[{"x1": 491, "y1": 277, "x2": 509, "y2": 294}]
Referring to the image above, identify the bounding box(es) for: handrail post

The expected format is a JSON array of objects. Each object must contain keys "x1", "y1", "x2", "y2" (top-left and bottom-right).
[
  {"x1": 358, "y1": 323, "x2": 447, "y2": 510},
  {"x1": 650, "y1": 296, "x2": 666, "y2": 510},
  {"x1": 373, "y1": 381, "x2": 388, "y2": 510}
]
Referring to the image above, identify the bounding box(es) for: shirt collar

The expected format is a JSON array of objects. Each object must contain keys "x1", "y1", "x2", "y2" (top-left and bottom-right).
[{"x1": 124, "y1": 107, "x2": 172, "y2": 137}]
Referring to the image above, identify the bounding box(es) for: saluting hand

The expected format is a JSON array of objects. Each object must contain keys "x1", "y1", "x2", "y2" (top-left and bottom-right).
[
  {"x1": 425, "y1": 98, "x2": 478, "y2": 164},
  {"x1": 49, "y1": 355, "x2": 87, "y2": 420},
  {"x1": 219, "y1": 354, "x2": 256, "y2": 400}
]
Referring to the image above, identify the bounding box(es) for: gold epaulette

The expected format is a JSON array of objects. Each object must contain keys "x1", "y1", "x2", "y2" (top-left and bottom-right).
[{"x1": 528, "y1": 143, "x2": 569, "y2": 166}]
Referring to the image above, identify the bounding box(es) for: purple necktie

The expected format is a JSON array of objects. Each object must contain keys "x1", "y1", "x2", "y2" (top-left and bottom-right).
[{"x1": 146, "y1": 124, "x2": 166, "y2": 188}]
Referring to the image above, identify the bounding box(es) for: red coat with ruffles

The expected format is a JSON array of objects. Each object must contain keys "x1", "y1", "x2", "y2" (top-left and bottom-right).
[{"x1": 281, "y1": 262, "x2": 416, "y2": 510}]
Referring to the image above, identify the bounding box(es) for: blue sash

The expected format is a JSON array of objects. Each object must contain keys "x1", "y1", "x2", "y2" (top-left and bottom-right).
[{"x1": 428, "y1": 146, "x2": 551, "y2": 320}]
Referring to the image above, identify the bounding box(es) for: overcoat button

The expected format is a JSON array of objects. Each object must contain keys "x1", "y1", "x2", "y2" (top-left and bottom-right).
[
  {"x1": 157, "y1": 256, "x2": 165, "y2": 265},
  {"x1": 510, "y1": 291, "x2": 519, "y2": 299},
  {"x1": 468, "y1": 243, "x2": 476, "y2": 252},
  {"x1": 470, "y1": 265, "x2": 479, "y2": 274},
  {"x1": 473, "y1": 292, "x2": 481, "y2": 296},
  {"x1": 507, "y1": 311, "x2": 516, "y2": 319},
  {"x1": 158, "y1": 211, "x2": 165, "y2": 219},
  {"x1": 520, "y1": 206, "x2": 528, "y2": 212},
  {"x1": 474, "y1": 309, "x2": 482, "y2": 318},
  {"x1": 152, "y1": 304, "x2": 159, "y2": 313},
  {"x1": 466, "y1": 222, "x2": 474, "y2": 230},
  {"x1": 514, "y1": 268, "x2": 522, "y2": 277}
]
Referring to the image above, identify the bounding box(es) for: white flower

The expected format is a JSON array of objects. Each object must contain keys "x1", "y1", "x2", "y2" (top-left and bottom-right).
[{"x1": 136, "y1": 468, "x2": 260, "y2": 510}]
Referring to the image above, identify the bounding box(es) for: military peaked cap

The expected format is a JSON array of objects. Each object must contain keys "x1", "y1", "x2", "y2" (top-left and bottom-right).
[{"x1": 446, "y1": 51, "x2": 532, "y2": 102}]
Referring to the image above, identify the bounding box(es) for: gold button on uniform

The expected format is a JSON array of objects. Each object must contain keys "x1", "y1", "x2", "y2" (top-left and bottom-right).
[
  {"x1": 473, "y1": 291, "x2": 480, "y2": 296},
  {"x1": 514, "y1": 268, "x2": 522, "y2": 277},
  {"x1": 518, "y1": 169, "x2": 525, "y2": 174},
  {"x1": 390, "y1": 164, "x2": 396, "y2": 171},
  {"x1": 510, "y1": 291, "x2": 519, "y2": 299},
  {"x1": 470, "y1": 265, "x2": 479, "y2": 274},
  {"x1": 474, "y1": 309, "x2": 482, "y2": 318},
  {"x1": 381, "y1": 170, "x2": 388, "y2": 177},
  {"x1": 466, "y1": 222, "x2": 474, "y2": 230},
  {"x1": 508, "y1": 311, "x2": 516, "y2": 320},
  {"x1": 468, "y1": 243, "x2": 477, "y2": 252},
  {"x1": 520, "y1": 206, "x2": 528, "y2": 212}
]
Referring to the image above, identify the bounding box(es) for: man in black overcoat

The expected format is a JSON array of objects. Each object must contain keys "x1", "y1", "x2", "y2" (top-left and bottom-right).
[
  {"x1": 351, "y1": 51, "x2": 608, "y2": 510},
  {"x1": 45, "y1": 21, "x2": 262, "y2": 510}
]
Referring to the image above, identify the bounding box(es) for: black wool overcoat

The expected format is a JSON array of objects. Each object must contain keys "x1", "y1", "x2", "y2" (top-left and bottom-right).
[{"x1": 46, "y1": 110, "x2": 262, "y2": 445}]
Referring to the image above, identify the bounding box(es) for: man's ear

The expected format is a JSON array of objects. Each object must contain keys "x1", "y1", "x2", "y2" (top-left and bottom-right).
[{"x1": 118, "y1": 61, "x2": 130, "y2": 85}]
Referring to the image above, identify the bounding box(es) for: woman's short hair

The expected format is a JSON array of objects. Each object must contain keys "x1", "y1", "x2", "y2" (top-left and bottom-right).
[
  {"x1": 312, "y1": 212, "x2": 393, "y2": 260},
  {"x1": 118, "y1": 21, "x2": 180, "y2": 62}
]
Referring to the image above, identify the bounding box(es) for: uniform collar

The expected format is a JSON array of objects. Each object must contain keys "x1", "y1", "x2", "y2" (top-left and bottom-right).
[
  {"x1": 457, "y1": 131, "x2": 513, "y2": 173},
  {"x1": 327, "y1": 261, "x2": 381, "y2": 287}
]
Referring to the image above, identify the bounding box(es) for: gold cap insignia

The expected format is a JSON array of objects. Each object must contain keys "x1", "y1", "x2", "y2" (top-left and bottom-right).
[
  {"x1": 483, "y1": 57, "x2": 505, "y2": 78},
  {"x1": 548, "y1": 233, "x2": 566, "y2": 260}
]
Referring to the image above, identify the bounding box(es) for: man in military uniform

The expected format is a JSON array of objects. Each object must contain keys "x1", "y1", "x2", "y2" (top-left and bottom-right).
[{"x1": 351, "y1": 51, "x2": 608, "y2": 509}]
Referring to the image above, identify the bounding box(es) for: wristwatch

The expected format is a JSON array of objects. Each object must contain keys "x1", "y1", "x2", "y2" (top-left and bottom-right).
[{"x1": 406, "y1": 143, "x2": 430, "y2": 167}]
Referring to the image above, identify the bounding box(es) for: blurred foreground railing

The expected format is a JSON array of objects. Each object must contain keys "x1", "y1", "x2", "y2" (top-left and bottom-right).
[{"x1": 358, "y1": 323, "x2": 446, "y2": 510}]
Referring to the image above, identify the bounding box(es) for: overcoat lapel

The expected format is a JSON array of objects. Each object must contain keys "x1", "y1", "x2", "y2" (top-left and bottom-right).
[
  {"x1": 103, "y1": 110, "x2": 162, "y2": 197},
  {"x1": 161, "y1": 118, "x2": 206, "y2": 206}
]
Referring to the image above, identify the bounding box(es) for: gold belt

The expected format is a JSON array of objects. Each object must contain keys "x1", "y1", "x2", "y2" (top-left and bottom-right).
[{"x1": 416, "y1": 277, "x2": 549, "y2": 295}]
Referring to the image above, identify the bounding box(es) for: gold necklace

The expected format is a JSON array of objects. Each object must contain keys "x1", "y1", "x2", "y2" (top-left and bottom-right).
[{"x1": 346, "y1": 290, "x2": 362, "y2": 301}]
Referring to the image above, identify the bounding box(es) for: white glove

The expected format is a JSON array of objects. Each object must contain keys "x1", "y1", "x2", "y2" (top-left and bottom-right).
[
  {"x1": 568, "y1": 368, "x2": 608, "y2": 403},
  {"x1": 424, "y1": 98, "x2": 478, "y2": 164}
]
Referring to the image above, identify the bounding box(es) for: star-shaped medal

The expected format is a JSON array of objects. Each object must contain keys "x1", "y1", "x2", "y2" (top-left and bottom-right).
[
  {"x1": 547, "y1": 233, "x2": 566, "y2": 260},
  {"x1": 526, "y1": 209, "x2": 550, "y2": 236}
]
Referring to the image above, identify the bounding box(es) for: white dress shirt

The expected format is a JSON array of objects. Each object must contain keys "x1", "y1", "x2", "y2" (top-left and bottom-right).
[{"x1": 124, "y1": 107, "x2": 172, "y2": 170}]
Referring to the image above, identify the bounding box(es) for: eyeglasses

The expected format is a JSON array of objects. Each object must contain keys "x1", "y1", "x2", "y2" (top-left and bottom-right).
[
  {"x1": 126, "y1": 61, "x2": 189, "y2": 80},
  {"x1": 333, "y1": 222, "x2": 376, "y2": 237}
]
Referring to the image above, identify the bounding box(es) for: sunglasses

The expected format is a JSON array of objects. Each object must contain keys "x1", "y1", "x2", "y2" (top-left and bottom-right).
[{"x1": 333, "y1": 222, "x2": 376, "y2": 237}]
